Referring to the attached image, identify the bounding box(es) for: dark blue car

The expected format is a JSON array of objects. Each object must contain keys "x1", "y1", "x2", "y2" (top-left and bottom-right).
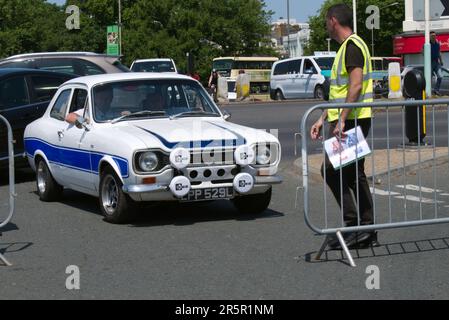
[{"x1": 0, "y1": 68, "x2": 75, "y2": 169}]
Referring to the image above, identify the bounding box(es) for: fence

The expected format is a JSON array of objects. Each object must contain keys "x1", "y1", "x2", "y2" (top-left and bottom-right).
[
  {"x1": 300, "y1": 99, "x2": 449, "y2": 267},
  {"x1": 0, "y1": 115, "x2": 16, "y2": 266}
]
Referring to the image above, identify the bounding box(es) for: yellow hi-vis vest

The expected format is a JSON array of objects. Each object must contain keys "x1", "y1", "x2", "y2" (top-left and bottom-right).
[{"x1": 328, "y1": 34, "x2": 373, "y2": 122}]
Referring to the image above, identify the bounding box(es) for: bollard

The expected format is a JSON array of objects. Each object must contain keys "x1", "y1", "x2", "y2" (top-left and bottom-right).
[{"x1": 403, "y1": 69, "x2": 427, "y2": 145}]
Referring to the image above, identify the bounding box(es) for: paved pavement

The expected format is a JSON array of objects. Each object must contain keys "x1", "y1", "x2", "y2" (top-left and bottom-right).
[{"x1": 1, "y1": 100, "x2": 449, "y2": 299}]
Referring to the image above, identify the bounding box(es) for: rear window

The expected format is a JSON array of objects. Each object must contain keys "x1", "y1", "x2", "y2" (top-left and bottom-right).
[{"x1": 131, "y1": 61, "x2": 176, "y2": 73}]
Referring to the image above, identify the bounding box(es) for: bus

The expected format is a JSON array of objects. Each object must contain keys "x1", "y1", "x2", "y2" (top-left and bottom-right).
[{"x1": 212, "y1": 56, "x2": 279, "y2": 95}]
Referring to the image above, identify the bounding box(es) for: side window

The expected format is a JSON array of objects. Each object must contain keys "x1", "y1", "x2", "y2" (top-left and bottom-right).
[
  {"x1": 74, "y1": 59, "x2": 105, "y2": 76},
  {"x1": 273, "y1": 62, "x2": 287, "y2": 76},
  {"x1": 289, "y1": 59, "x2": 302, "y2": 74},
  {"x1": 50, "y1": 89, "x2": 72, "y2": 121},
  {"x1": 304, "y1": 59, "x2": 317, "y2": 74},
  {"x1": 0, "y1": 76, "x2": 30, "y2": 110},
  {"x1": 0, "y1": 60, "x2": 36, "y2": 69},
  {"x1": 30, "y1": 75, "x2": 67, "y2": 103},
  {"x1": 69, "y1": 89, "x2": 88, "y2": 113},
  {"x1": 36, "y1": 58, "x2": 76, "y2": 75}
]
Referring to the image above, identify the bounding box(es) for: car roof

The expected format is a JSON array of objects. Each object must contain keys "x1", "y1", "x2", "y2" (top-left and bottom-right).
[
  {"x1": 133, "y1": 58, "x2": 173, "y2": 63},
  {"x1": 0, "y1": 68, "x2": 75, "y2": 78},
  {"x1": 63, "y1": 72, "x2": 194, "y2": 88},
  {"x1": 274, "y1": 55, "x2": 335, "y2": 64},
  {"x1": 1, "y1": 52, "x2": 120, "y2": 61}
]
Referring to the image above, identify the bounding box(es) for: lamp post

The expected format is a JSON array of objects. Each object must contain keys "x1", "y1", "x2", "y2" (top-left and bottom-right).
[
  {"x1": 327, "y1": 38, "x2": 331, "y2": 52},
  {"x1": 287, "y1": 0, "x2": 291, "y2": 57},
  {"x1": 370, "y1": 2, "x2": 399, "y2": 57},
  {"x1": 118, "y1": 0, "x2": 122, "y2": 56},
  {"x1": 353, "y1": 0, "x2": 357, "y2": 34}
]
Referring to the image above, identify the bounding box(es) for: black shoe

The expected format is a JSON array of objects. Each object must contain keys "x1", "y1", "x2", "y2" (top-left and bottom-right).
[
  {"x1": 348, "y1": 232, "x2": 378, "y2": 249},
  {"x1": 327, "y1": 232, "x2": 355, "y2": 250}
]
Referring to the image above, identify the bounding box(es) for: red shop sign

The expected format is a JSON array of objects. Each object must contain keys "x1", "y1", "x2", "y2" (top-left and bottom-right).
[{"x1": 393, "y1": 34, "x2": 449, "y2": 55}]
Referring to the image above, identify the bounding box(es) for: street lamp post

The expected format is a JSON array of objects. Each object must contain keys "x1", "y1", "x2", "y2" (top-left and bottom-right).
[
  {"x1": 287, "y1": 0, "x2": 291, "y2": 57},
  {"x1": 118, "y1": 0, "x2": 122, "y2": 56},
  {"x1": 353, "y1": 0, "x2": 357, "y2": 34},
  {"x1": 327, "y1": 38, "x2": 331, "y2": 52}
]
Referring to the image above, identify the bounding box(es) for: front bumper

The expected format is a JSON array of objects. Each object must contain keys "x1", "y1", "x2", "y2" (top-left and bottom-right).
[{"x1": 122, "y1": 175, "x2": 283, "y2": 202}]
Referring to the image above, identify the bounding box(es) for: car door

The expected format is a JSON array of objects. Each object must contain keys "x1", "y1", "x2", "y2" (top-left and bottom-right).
[
  {"x1": 0, "y1": 75, "x2": 31, "y2": 161},
  {"x1": 42, "y1": 88, "x2": 73, "y2": 183},
  {"x1": 301, "y1": 58, "x2": 320, "y2": 98},
  {"x1": 58, "y1": 87, "x2": 95, "y2": 193},
  {"x1": 287, "y1": 59, "x2": 302, "y2": 99}
]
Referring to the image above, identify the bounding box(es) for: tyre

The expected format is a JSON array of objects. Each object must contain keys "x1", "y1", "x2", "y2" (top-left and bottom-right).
[
  {"x1": 275, "y1": 89, "x2": 285, "y2": 101},
  {"x1": 232, "y1": 187, "x2": 272, "y2": 214},
  {"x1": 36, "y1": 158, "x2": 63, "y2": 202},
  {"x1": 314, "y1": 85, "x2": 325, "y2": 100},
  {"x1": 99, "y1": 166, "x2": 135, "y2": 224}
]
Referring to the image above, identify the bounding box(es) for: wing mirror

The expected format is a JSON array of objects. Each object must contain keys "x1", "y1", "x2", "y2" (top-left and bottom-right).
[{"x1": 223, "y1": 110, "x2": 231, "y2": 121}]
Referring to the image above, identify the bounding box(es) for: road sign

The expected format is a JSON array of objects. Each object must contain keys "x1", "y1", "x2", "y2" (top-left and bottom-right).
[{"x1": 414, "y1": 0, "x2": 449, "y2": 21}]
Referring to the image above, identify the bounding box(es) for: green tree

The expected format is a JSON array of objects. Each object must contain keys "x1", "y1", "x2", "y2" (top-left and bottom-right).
[{"x1": 305, "y1": 0, "x2": 404, "y2": 57}]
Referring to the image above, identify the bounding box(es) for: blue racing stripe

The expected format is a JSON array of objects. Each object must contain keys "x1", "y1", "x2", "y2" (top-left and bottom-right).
[{"x1": 24, "y1": 138, "x2": 129, "y2": 178}]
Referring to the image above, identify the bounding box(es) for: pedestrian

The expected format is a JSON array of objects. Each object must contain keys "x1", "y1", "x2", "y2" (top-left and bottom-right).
[
  {"x1": 208, "y1": 69, "x2": 220, "y2": 102},
  {"x1": 430, "y1": 31, "x2": 443, "y2": 96},
  {"x1": 310, "y1": 3, "x2": 377, "y2": 249},
  {"x1": 192, "y1": 71, "x2": 201, "y2": 82}
]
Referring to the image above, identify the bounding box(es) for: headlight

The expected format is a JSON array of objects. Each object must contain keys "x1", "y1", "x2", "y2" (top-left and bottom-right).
[
  {"x1": 256, "y1": 145, "x2": 272, "y2": 165},
  {"x1": 138, "y1": 152, "x2": 159, "y2": 172}
]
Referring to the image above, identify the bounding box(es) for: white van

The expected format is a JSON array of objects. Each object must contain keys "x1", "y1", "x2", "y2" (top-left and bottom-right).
[
  {"x1": 270, "y1": 55, "x2": 335, "y2": 100},
  {"x1": 130, "y1": 58, "x2": 178, "y2": 73}
]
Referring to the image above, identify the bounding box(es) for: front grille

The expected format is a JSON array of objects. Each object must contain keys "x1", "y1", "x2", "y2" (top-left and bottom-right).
[{"x1": 190, "y1": 149, "x2": 235, "y2": 166}]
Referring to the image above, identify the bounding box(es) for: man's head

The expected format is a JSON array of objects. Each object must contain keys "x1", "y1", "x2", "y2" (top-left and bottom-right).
[
  {"x1": 326, "y1": 4, "x2": 353, "y2": 43},
  {"x1": 94, "y1": 85, "x2": 113, "y2": 112},
  {"x1": 431, "y1": 31, "x2": 437, "y2": 43}
]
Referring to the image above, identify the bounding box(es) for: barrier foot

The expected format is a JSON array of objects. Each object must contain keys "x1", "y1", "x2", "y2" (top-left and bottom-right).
[
  {"x1": 315, "y1": 236, "x2": 330, "y2": 260},
  {"x1": 336, "y1": 231, "x2": 356, "y2": 267},
  {"x1": 0, "y1": 252, "x2": 12, "y2": 267}
]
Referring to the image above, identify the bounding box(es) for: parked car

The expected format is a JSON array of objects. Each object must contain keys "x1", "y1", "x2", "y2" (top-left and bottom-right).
[
  {"x1": 0, "y1": 68, "x2": 75, "y2": 169},
  {"x1": 130, "y1": 58, "x2": 178, "y2": 73},
  {"x1": 24, "y1": 73, "x2": 282, "y2": 223},
  {"x1": 270, "y1": 55, "x2": 335, "y2": 100},
  {"x1": 0, "y1": 52, "x2": 129, "y2": 76}
]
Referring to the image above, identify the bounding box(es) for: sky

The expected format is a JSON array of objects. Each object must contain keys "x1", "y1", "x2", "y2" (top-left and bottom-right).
[{"x1": 48, "y1": 0, "x2": 325, "y2": 24}]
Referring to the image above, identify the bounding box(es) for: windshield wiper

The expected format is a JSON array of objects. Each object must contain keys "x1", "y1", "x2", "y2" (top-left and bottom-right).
[
  {"x1": 170, "y1": 111, "x2": 218, "y2": 120},
  {"x1": 111, "y1": 110, "x2": 166, "y2": 123}
]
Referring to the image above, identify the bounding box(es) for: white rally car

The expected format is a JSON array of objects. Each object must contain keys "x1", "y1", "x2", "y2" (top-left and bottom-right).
[{"x1": 24, "y1": 73, "x2": 282, "y2": 223}]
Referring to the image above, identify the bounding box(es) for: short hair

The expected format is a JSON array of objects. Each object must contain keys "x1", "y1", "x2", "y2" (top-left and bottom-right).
[
  {"x1": 430, "y1": 31, "x2": 436, "y2": 35},
  {"x1": 326, "y1": 3, "x2": 353, "y2": 29}
]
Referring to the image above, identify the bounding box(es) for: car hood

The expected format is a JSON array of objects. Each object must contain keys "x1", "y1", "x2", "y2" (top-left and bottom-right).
[{"x1": 109, "y1": 117, "x2": 278, "y2": 150}]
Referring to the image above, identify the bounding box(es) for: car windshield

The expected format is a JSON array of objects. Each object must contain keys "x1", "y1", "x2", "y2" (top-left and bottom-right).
[
  {"x1": 132, "y1": 61, "x2": 175, "y2": 72},
  {"x1": 92, "y1": 79, "x2": 220, "y2": 123},
  {"x1": 314, "y1": 57, "x2": 334, "y2": 71}
]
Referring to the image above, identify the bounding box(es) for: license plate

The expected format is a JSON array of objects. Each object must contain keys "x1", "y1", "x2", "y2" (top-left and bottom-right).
[{"x1": 182, "y1": 187, "x2": 234, "y2": 202}]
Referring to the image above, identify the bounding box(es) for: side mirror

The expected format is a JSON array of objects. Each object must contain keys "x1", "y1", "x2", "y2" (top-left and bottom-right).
[
  {"x1": 223, "y1": 110, "x2": 231, "y2": 121},
  {"x1": 304, "y1": 69, "x2": 315, "y2": 75},
  {"x1": 66, "y1": 113, "x2": 90, "y2": 131}
]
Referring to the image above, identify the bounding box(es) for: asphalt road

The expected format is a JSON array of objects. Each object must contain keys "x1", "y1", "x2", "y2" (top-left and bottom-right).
[{"x1": 1, "y1": 100, "x2": 449, "y2": 300}]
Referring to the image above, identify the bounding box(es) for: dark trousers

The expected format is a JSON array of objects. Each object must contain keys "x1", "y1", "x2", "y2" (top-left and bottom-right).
[{"x1": 321, "y1": 118, "x2": 374, "y2": 227}]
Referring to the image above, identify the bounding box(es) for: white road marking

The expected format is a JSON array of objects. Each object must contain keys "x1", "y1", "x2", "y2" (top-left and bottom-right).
[
  {"x1": 394, "y1": 195, "x2": 444, "y2": 204},
  {"x1": 395, "y1": 185, "x2": 443, "y2": 194},
  {"x1": 370, "y1": 188, "x2": 400, "y2": 196}
]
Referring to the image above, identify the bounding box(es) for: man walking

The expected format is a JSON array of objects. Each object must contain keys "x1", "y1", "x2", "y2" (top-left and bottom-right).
[
  {"x1": 430, "y1": 31, "x2": 443, "y2": 96},
  {"x1": 310, "y1": 3, "x2": 376, "y2": 249}
]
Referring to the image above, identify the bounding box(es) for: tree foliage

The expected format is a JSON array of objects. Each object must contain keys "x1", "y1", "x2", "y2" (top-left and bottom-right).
[
  {"x1": 0, "y1": 0, "x2": 277, "y2": 83},
  {"x1": 305, "y1": 0, "x2": 404, "y2": 57}
]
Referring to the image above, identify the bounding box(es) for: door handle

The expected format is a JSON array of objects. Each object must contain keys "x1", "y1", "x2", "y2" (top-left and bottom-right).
[{"x1": 58, "y1": 130, "x2": 64, "y2": 138}]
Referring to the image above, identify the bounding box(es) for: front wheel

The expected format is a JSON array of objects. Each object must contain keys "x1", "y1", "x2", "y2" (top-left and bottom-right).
[
  {"x1": 275, "y1": 89, "x2": 285, "y2": 101},
  {"x1": 232, "y1": 187, "x2": 272, "y2": 214},
  {"x1": 314, "y1": 85, "x2": 325, "y2": 100},
  {"x1": 36, "y1": 158, "x2": 63, "y2": 202},
  {"x1": 99, "y1": 167, "x2": 135, "y2": 224}
]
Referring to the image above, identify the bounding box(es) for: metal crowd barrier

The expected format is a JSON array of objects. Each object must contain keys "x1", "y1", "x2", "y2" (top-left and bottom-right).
[
  {"x1": 0, "y1": 115, "x2": 16, "y2": 266},
  {"x1": 300, "y1": 99, "x2": 449, "y2": 267}
]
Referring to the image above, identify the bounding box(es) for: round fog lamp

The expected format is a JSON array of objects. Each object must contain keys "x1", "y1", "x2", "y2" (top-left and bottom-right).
[
  {"x1": 256, "y1": 146, "x2": 271, "y2": 165},
  {"x1": 139, "y1": 152, "x2": 159, "y2": 172}
]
